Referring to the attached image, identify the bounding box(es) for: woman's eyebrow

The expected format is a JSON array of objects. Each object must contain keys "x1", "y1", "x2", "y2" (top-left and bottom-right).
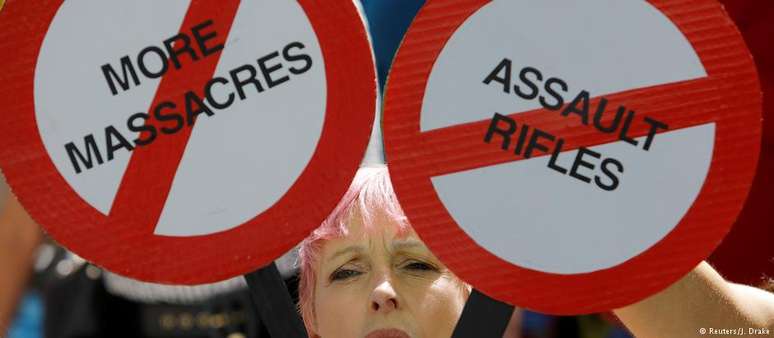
[{"x1": 327, "y1": 245, "x2": 365, "y2": 262}]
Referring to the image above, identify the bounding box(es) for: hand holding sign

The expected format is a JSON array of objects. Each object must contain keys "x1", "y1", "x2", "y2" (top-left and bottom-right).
[
  {"x1": 383, "y1": 0, "x2": 762, "y2": 314},
  {"x1": 0, "y1": 0, "x2": 376, "y2": 284}
]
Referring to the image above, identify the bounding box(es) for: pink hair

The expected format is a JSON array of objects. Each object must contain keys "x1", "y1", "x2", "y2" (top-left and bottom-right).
[{"x1": 297, "y1": 165, "x2": 411, "y2": 334}]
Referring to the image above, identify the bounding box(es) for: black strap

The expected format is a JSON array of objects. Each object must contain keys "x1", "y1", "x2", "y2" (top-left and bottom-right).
[
  {"x1": 244, "y1": 263, "x2": 308, "y2": 338},
  {"x1": 452, "y1": 289, "x2": 514, "y2": 338}
]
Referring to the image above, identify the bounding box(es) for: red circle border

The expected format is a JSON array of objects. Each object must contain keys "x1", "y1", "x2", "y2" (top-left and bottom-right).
[
  {"x1": 0, "y1": 0, "x2": 376, "y2": 284},
  {"x1": 383, "y1": 0, "x2": 762, "y2": 314}
]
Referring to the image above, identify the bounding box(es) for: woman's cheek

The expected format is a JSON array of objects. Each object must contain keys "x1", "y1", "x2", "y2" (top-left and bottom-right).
[
  {"x1": 315, "y1": 283, "x2": 368, "y2": 338},
  {"x1": 412, "y1": 276, "x2": 467, "y2": 338}
]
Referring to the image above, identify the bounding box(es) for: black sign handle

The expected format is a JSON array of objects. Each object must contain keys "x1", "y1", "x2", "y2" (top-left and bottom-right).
[
  {"x1": 452, "y1": 289, "x2": 515, "y2": 338},
  {"x1": 244, "y1": 263, "x2": 308, "y2": 338}
]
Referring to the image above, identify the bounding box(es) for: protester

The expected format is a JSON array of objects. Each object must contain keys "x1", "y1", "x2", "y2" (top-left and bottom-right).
[
  {"x1": 0, "y1": 179, "x2": 42, "y2": 334},
  {"x1": 297, "y1": 166, "x2": 774, "y2": 338}
]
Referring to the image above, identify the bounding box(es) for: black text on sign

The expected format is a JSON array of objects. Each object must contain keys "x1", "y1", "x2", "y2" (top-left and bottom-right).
[
  {"x1": 482, "y1": 58, "x2": 670, "y2": 191},
  {"x1": 65, "y1": 19, "x2": 314, "y2": 174}
]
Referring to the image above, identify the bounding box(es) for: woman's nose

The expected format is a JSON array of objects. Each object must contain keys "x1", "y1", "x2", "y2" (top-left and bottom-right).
[{"x1": 370, "y1": 279, "x2": 399, "y2": 313}]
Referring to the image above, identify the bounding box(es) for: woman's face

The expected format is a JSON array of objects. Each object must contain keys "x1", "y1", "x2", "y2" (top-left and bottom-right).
[{"x1": 312, "y1": 211, "x2": 468, "y2": 338}]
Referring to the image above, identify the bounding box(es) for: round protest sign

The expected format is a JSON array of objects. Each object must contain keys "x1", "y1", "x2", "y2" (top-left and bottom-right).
[
  {"x1": 0, "y1": 0, "x2": 376, "y2": 284},
  {"x1": 383, "y1": 0, "x2": 762, "y2": 314}
]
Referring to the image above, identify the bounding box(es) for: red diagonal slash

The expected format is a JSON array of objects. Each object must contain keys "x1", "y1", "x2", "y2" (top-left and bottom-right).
[
  {"x1": 109, "y1": 0, "x2": 241, "y2": 233},
  {"x1": 403, "y1": 73, "x2": 759, "y2": 178}
]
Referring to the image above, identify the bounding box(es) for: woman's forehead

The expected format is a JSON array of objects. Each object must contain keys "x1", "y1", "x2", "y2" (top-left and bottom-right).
[
  {"x1": 322, "y1": 237, "x2": 428, "y2": 263},
  {"x1": 321, "y1": 215, "x2": 424, "y2": 259}
]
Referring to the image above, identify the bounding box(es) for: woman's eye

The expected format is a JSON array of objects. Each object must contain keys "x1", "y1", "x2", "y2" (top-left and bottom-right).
[
  {"x1": 330, "y1": 268, "x2": 362, "y2": 281},
  {"x1": 403, "y1": 261, "x2": 437, "y2": 272}
]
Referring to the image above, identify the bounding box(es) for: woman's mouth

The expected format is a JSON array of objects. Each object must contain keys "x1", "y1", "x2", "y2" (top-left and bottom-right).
[{"x1": 365, "y1": 328, "x2": 411, "y2": 338}]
